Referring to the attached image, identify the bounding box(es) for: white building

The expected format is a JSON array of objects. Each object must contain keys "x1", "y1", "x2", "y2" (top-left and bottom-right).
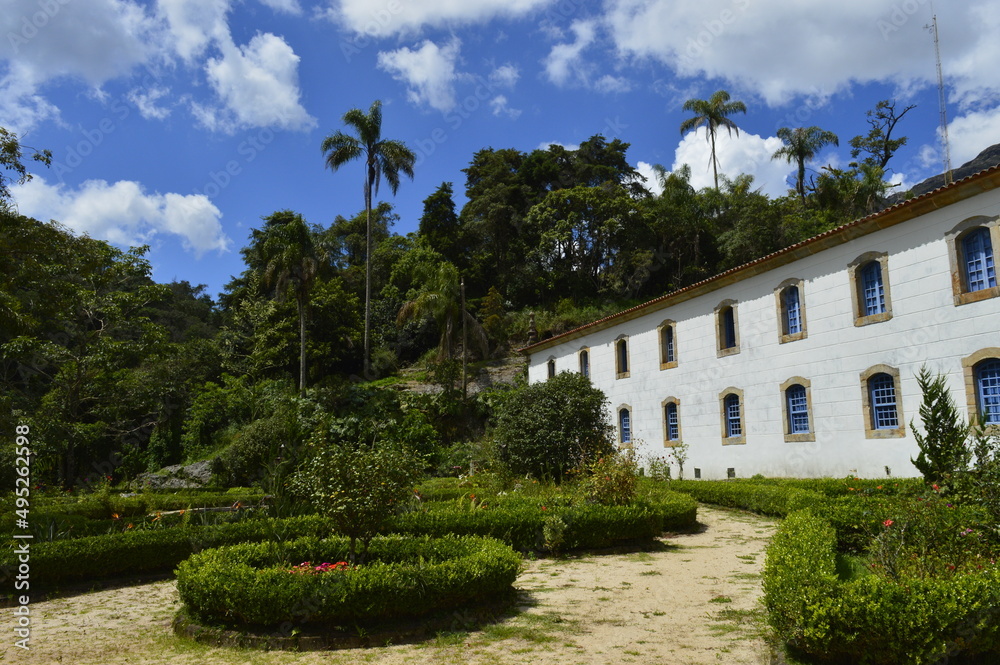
[{"x1": 523, "y1": 167, "x2": 1000, "y2": 479}]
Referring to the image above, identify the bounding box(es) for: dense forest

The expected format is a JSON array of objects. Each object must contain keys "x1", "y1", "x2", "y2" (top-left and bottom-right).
[{"x1": 0, "y1": 97, "x2": 925, "y2": 490}]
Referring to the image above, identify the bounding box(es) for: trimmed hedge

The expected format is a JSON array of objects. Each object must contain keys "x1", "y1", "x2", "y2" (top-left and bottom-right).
[
  {"x1": 175, "y1": 535, "x2": 522, "y2": 627},
  {"x1": 764, "y1": 510, "x2": 1000, "y2": 664},
  {"x1": 3, "y1": 491, "x2": 696, "y2": 589},
  {"x1": 1, "y1": 515, "x2": 332, "y2": 588}
]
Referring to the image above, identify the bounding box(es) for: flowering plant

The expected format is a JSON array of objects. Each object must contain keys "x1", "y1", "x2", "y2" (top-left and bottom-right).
[{"x1": 289, "y1": 561, "x2": 351, "y2": 574}]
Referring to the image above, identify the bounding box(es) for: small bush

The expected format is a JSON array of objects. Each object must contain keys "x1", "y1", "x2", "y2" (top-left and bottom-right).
[
  {"x1": 490, "y1": 372, "x2": 614, "y2": 481},
  {"x1": 176, "y1": 534, "x2": 522, "y2": 628},
  {"x1": 580, "y1": 449, "x2": 639, "y2": 505}
]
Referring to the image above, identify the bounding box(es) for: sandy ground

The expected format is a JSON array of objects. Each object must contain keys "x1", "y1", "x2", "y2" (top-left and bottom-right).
[{"x1": 4, "y1": 505, "x2": 777, "y2": 665}]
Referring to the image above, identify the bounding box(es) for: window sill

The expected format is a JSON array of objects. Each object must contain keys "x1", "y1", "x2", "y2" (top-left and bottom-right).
[
  {"x1": 864, "y1": 426, "x2": 905, "y2": 439},
  {"x1": 953, "y1": 285, "x2": 1000, "y2": 306},
  {"x1": 721, "y1": 435, "x2": 746, "y2": 446},
  {"x1": 783, "y1": 432, "x2": 816, "y2": 443},
  {"x1": 854, "y1": 311, "x2": 892, "y2": 327},
  {"x1": 779, "y1": 331, "x2": 807, "y2": 344}
]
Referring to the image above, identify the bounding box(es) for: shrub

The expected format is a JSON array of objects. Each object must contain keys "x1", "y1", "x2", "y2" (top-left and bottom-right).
[
  {"x1": 911, "y1": 366, "x2": 972, "y2": 483},
  {"x1": 764, "y1": 509, "x2": 1000, "y2": 664},
  {"x1": 295, "y1": 419, "x2": 424, "y2": 563},
  {"x1": 580, "y1": 449, "x2": 639, "y2": 505},
  {"x1": 175, "y1": 534, "x2": 522, "y2": 628},
  {"x1": 490, "y1": 371, "x2": 614, "y2": 481}
]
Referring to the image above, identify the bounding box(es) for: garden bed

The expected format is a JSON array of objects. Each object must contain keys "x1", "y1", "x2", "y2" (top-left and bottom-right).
[{"x1": 175, "y1": 534, "x2": 522, "y2": 630}]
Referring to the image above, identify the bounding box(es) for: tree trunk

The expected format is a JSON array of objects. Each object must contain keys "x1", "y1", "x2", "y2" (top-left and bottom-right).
[
  {"x1": 298, "y1": 295, "x2": 307, "y2": 395},
  {"x1": 363, "y1": 178, "x2": 372, "y2": 379}
]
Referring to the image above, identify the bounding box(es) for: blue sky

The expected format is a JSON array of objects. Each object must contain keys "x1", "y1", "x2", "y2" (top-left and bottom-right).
[{"x1": 4, "y1": 0, "x2": 1000, "y2": 299}]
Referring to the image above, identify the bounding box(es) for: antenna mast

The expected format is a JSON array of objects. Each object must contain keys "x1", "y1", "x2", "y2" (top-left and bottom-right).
[{"x1": 928, "y1": 14, "x2": 953, "y2": 185}]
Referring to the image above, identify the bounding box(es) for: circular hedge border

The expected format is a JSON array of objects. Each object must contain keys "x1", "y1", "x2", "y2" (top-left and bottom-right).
[{"x1": 175, "y1": 534, "x2": 522, "y2": 629}]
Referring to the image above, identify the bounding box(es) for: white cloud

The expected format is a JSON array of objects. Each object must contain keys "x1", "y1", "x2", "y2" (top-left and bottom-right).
[
  {"x1": 329, "y1": 0, "x2": 552, "y2": 37},
  {"x1": 672, "y1": 129, "x2": 792, "y2": 197},
  {"x1": 157, "y1": 0, "x2": 230, "y2": 63},
  {"x1": 488, "y1": 64, "x2": 520, "y2": 89},
  {"x1": 490, "y1": 95, "x2": 522, "y2": 119},
  {"x1": 595, "y1": 74, "x2": 631, "y2": 94},
  {"x1": 197, "y1": 31, "x2": 316, "y2": 132},
  {"x1": 127, "y1": 85, "x2": 172, "y2": 120},
  {"x1": 377, "y1": 38, "x2": 462, "y2": 112},
  {"x1": 603, "y1": 0, "x2": 999, "y2": 107},
  {"x1": 0, "y1": 0, "x2": 159, "y2": 132},
  {"x1": 258, "y1": 0, "x2": 303, "y2": 15},
  {"x1": 936, "y1": 107, "x2": 1000, "y2": 167},
  {"x1": 636, "y1": 161, "x2": 663, "y2": 196},
  {"x1": 544, "y1": 19, "x2": 597, "y2": 87},
  {"x1": 11, "y1": 177, "x2": 230, "y2": 255}
]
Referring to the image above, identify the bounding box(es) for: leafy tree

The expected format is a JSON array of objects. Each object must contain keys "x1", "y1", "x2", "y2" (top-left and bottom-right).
[
  {"x1": 911, "y1": 366, "x2": 972, "y2": 484},
  {"x1": 491, "y1": 372, "x2": 615, "y2": 481},
  {"x1": 418, "y1": 182, "x2": 466, "y2": 269},
  {"x1": 772, "y1": 126, "x2": 839, "y2": 203},
  {"x1": 849, "y1": 99, "x2": 915, "y2": 170},
  {"x1": 322, "y1": 100, "x2": 416, "y2": 379},
  {"x1": 679, "y1": 90, "x2": 747, "y2": 189},
  {"x1": 1, "y1": 127, "x2": 51, "y2": 203}
]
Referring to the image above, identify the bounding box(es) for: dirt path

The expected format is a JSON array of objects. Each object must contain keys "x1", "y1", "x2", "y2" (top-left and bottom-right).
[{"x1": 4, "y1": 505, "x2": 777, "y2": 665}]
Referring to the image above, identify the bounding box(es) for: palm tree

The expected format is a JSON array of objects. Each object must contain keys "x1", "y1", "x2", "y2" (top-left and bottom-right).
[
  {"x1": 679, "y1": 90, "x2": 747, "y2": 189},
  {"x1": 772, "y1": 126, "x2": 839, "y2": 203},
  {"x1": 256, "y1": 211, "x2": 319, "y2": 394},
  {"x1": 322, "y1": 100, "x2": 415, "y2": 378},
  {"x1": 397, "y1": 261, "x2": 488, "y2": 362}
]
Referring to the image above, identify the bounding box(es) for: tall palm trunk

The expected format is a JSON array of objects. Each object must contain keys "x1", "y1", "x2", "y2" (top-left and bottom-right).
[{"x1": 363, "y1": 176, "x2": 372, "y2": 378}]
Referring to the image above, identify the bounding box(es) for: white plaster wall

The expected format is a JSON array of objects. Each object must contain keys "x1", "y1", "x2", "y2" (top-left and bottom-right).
[{"x1": 527, "y1": 189, "x2": 1000, "y2": 479}]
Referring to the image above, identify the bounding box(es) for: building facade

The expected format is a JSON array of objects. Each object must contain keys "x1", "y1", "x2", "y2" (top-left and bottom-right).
[{"x1": 523, "y1": 167, "x2": 1000, "y2": 479}]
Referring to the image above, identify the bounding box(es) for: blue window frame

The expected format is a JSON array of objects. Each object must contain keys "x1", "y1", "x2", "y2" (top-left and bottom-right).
[
  {"x1": 579, "y1": 350, "x2": 589, "y2": 378},
  {"x1": 665, "y1": 402, "x2": 679, "y2": 441},
  {"x1": 662, "y1": 325, "x2": 675, "y2": 364},
  {"x1": 976, "y1": 359, "x2": 1000, "y2": 425},
  {"x1": 724, "y1": 393, "x2": 741, "y2": 437},
  {"x1": 963, "y1": 228, "x2": 997, "y2": 292},
  {"x1": 619, "y1": 408, "x2": 631, "y2": 444},
  {"x1": 869, "y1": 373, "x2": 898, "y2": 429},
  {"x1": 861, "y1": 261, "x2": 885, "y2": 316},
  {"x1": 721, "y1": 307, "x2": 737, "y2": 349},
  {"x1": 784, "y1": 286, "x2": 802, "y2": 335},
  {"x1": 786, "y1": 384, "x2": 809, "y2": 434}
]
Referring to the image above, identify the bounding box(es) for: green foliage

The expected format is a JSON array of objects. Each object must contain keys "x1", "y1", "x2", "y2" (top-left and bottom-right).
[
  {"x1": 490, "y1": 371, "x2": 614, "y2": 481},
  {"x1": 0, "y1": 126, "x2": 51, "y2": 202},
  {"x1": 763, "y1": 510, "x2": 1000, "y2": 665},
  {"x1": 580, "y1": 449, "x2": 639, "y2": 505},
  {"x1": 296, "y1": 419, "x2": 424, "y2": 562},
  {"x1": 0, "y1": 514, "x2": 332, "y2": 588},
  {"x1": 176, "y1": 534, "x2": 522, "y2": 628},
  {"x1": 911, "y1": 366, "x2": 972, "y2": 483}
]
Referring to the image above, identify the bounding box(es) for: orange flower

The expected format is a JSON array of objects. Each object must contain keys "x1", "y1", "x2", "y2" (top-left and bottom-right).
[
  {"x1": 883, "y1": 519, "x2": 894, "y2": 527},
  {"x1": 126, "y1": 523, "x2": 134, "y2": 530}
]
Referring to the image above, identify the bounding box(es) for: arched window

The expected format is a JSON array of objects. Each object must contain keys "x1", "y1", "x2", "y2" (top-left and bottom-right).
[
  {"x1": 664, "y1": 400, "x2": 680, "y2": 443},
  {"x1": 660, "y1": 323, "x2": 676, "y2": 365},
  {"x1": 963, "y1": 227, "x2": 997, "y2": 293},
  {"x1": 861, "y1": 261, "x2": 885, "y2": 316},
  {"x1": 849, "y1": 252, "x2": 892, "y2": 325},
  {"x1": 619, "y1": 407, "x2": 632, "y2": 445},
  {"x1": 615, "y1": 337, "x2": 630, "y2": 378},
  {"x1": 868, "y1": 373, "x2": 898, "y2": 430},
  {"x1": 715, "y1": 300, "x2": 740, "y2": 356},
  {"x1": 975, "y1": 359, "x2": 1000, "y2": 425},
  {"x1": 547, "y1": 358, "x2": 555, "y2": 379},
  {"x1": 724, "y1": 393, "x2": 741, "y2": 438},
  {"x1": 783, "y1": 285, "x2": 801, "y2": 335},
  {"x1": 786, "y1": 384, "x2": 809, "y2": 434},
  {"x1": 578, "y1": 348, "x2": 590, "y2": 378}
]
